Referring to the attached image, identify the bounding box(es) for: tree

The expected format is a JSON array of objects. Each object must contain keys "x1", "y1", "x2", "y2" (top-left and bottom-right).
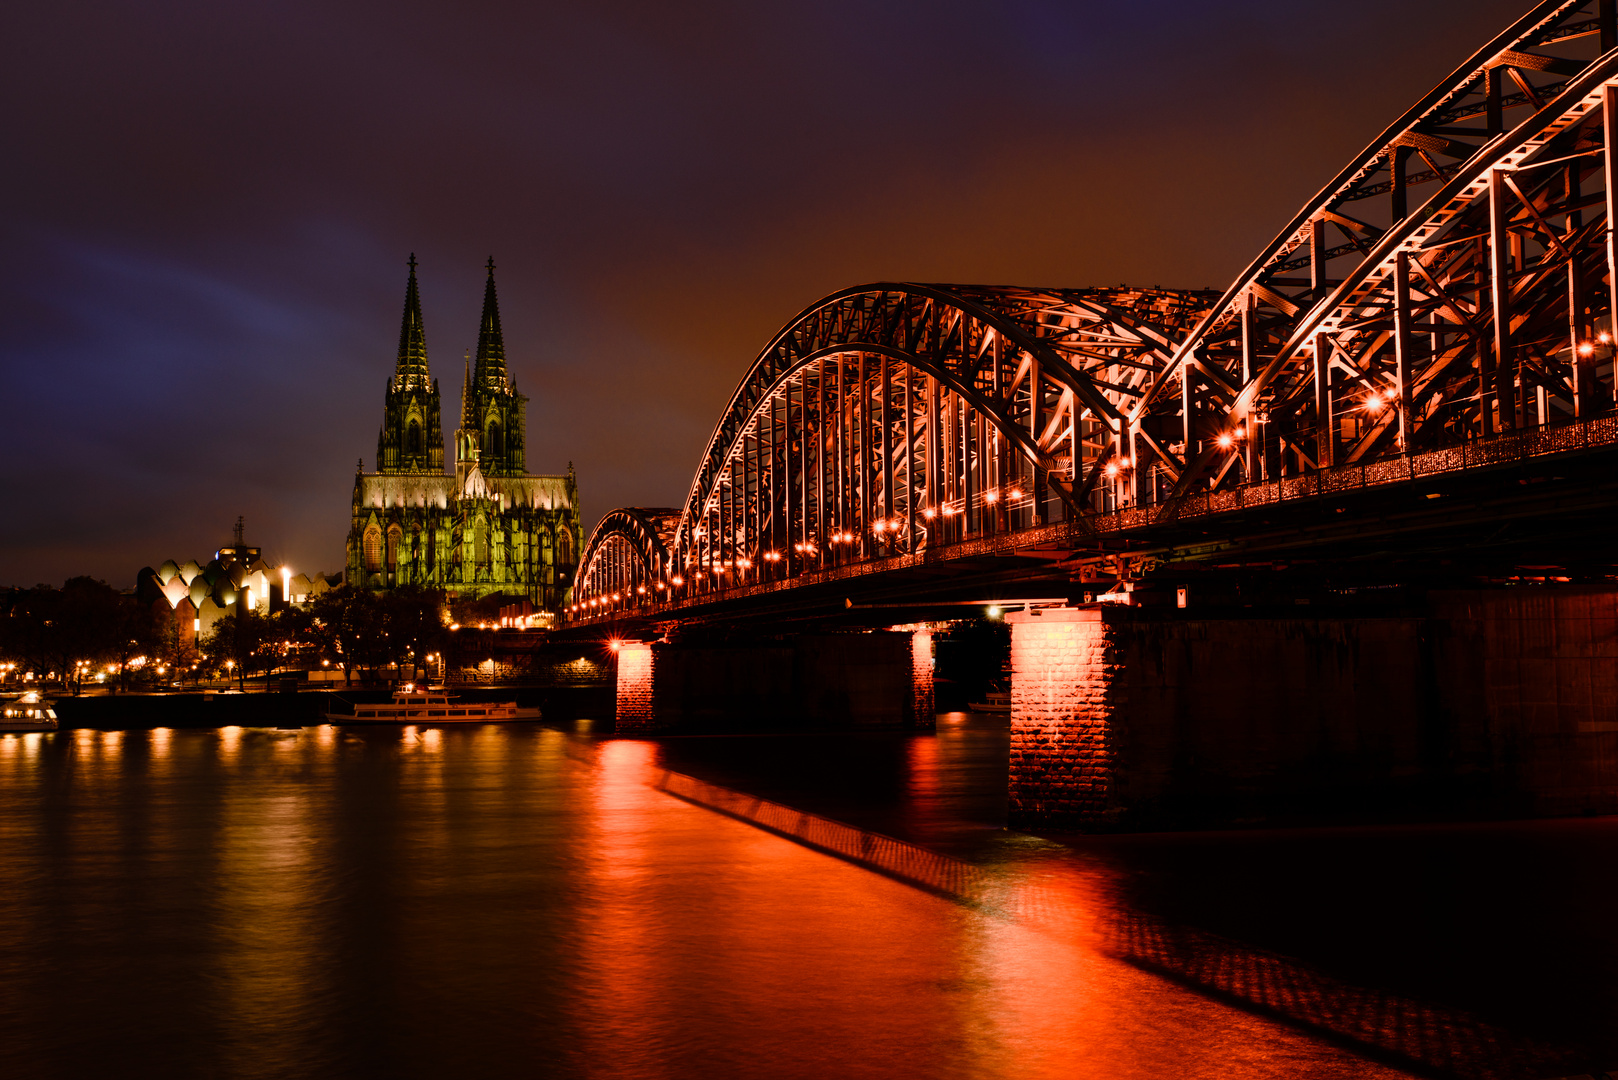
[
  {"x1": 309, "y1": 587, "x2": 377, "y2": 686},
  {"x1": 376, "y1": 587, "x2": 448, "y2": 678},
  {"x1": 203, "y1": 609, "x2": 271, "y2": 690},
  {"x1": 0, "y1": 578, "x2": 142, "y2": 694}
]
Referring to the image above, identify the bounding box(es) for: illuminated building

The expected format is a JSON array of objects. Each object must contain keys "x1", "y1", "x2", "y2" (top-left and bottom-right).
[
  {"x1": 136, "y1": 518, "x2": 332, "y2": 644},
  {"x1": 344, "y1": 257, "x2": 581, "y2": 609}
]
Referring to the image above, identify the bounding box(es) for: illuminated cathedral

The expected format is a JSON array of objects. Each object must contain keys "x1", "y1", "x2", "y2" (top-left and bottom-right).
[{"x1": 345, "y1": 257, "x2": 581, "y2": 609}]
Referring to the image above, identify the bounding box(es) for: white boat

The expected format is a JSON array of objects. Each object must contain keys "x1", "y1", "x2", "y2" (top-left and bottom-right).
[
  {"x1": 968, "y1": 690, "x2": 1012, "y2": 714},
  {"x1": 323, "y1": 685, "x2": 541, "y2": 724},
  {"x1": 1, "y1": 691, "x2": 59, "y2": 732}
]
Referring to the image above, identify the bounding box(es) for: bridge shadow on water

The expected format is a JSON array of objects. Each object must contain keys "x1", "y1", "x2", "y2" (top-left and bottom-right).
[{"x1": 560, "y1": 733, "x2": 1611, "y2": 1080}]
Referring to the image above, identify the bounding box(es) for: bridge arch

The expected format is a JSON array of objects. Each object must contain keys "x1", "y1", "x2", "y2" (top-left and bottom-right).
[
  {"x1": 574, "y1": 508, "x2": 679, "y2": 616},
  {"x1": 659, "y1": 283, "x2": 1215, "y2": 592},
  {"x1": 1140, "y1": 0, "x2": 1618, "y2": 501},
  {"x1": 571, "y1": 2, "x2": 1618, "y2": 619}
]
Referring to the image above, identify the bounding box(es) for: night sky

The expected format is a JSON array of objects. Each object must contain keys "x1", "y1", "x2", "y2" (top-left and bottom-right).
[{"x1": 1, "y1": 0, "x2": 1526, "y2": 587}]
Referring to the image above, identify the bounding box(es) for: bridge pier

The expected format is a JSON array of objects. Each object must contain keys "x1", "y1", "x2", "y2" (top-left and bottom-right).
[
  {"x1": 1006, "y1": 608, "x2": 1124, "y2": 829},
  {"x1": 614, "y1": 629, "x2": 934, "y2": 734},
  {"x1": 1007, "y1": 589, "x2": 1618, "y2": 832}
]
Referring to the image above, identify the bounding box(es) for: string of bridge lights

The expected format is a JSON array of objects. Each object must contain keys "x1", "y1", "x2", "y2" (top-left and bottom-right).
[{"x1": 567, "y1": 482, "x2": 1045, "y2": 619}]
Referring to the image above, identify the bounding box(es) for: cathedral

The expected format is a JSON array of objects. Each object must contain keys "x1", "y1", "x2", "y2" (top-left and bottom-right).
[{"x1": 345, "y1": 257, "x2": 581, "y2": 610}]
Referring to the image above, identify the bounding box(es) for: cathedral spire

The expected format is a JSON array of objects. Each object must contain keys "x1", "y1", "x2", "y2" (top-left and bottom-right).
[
  {"x1": 474, "y1": 256, "x2": 508, "y2": 387},
  {"x1": 395, "y1": 253, "x2": 430, "y2": 384},
  {"x1": 462, "y1": 352, "x2": 475, "y2": 430},
  {"x1": 376, "y1": 254, "x2": 445, "y2": 475}
]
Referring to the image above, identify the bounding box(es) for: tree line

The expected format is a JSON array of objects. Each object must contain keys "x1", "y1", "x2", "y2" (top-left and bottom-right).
[{"x1": 1, "y1": 580, "x2": 514, "y2": 692}]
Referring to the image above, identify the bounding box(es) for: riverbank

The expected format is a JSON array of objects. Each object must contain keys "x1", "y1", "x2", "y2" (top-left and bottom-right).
[{"x1": 48, "y1": 686, "x2": 600, "y2": 729}]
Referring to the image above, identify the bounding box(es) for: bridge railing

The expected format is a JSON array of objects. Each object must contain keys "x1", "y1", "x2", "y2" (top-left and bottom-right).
[{"x1": 565, "y1": 411, "x2": 1618, "y2": 625}]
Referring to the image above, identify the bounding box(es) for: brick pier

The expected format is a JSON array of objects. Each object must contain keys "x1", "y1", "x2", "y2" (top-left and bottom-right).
[{"x1": 1006, "y1": 608, "x2": 1124, "y2": 829}]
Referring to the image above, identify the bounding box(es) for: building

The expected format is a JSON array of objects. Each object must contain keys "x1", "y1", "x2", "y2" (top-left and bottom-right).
[
  {"x1": 136, "y1": 518, "x2": 335, "y2": 647},
  {"x1": 344, "y1": 257, "x2": 581, "y2": 609}
]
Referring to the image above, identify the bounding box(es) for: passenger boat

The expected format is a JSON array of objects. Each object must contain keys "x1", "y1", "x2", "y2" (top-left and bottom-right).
[
  {"x1": 968, "y1": 690, "x2": 1012, "y2": 714},
  {"x1": 0, "y1": 691, "x2": 59, "y2": 732},
  {"x1": 322, "y1": 685, "x2": 541, "y2": 724}
]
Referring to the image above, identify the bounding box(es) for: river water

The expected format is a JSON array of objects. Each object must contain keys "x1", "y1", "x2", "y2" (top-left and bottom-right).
[{"x1": 0, "y1": 716, "x2": 1613, "y2": 1079}]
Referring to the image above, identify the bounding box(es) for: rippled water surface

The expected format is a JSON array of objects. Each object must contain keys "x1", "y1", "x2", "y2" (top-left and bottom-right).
[{"x1": 0, "y1": 719, "x2": 1612, "y2": 1079}]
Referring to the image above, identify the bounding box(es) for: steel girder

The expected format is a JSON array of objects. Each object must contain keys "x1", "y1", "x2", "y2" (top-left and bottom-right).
[
  {"x1": 575, "y1": 507, "x2": 678, "y2": 616},
  {"x1": 1143, "y1": 0, "x2": 1618, "y2": 506},
  {"x1": 640, "y1": 284, "x2": 1215, "y2": 598}
]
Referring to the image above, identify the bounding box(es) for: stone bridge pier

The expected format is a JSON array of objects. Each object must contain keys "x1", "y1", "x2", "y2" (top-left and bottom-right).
[
  {"x1": 1007, "y1": 590, "x2": 1618, "y2": 831},
  {"x1": 614, "y1": 629, "x2": 934, "y2": 735}
]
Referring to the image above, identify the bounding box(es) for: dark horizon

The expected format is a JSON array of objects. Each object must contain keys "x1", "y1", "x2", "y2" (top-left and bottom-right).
[{"x1": 0, "y1": 0, "x2": 1526, "y2": 588}]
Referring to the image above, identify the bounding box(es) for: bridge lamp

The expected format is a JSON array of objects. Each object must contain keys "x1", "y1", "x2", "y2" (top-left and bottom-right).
[
  {"x1": 1104, "y1": 463, "x2": 1120, "y2": 477},
  {"x1": 1009, "y1": 488, "x2": 1023, "y2": 500},
  {"x1": 986, "y1": 606, "x2": 1002, "y2": 619},
  {"x1": 1578, "y1": 341, "x2": 1597, "y2": 357},
  {"x1": 609, "y1": 640, "x2": 622, "y2": 652},
  {"x1": 985, "y1": 490, "x2": 999, "y2": 504},
  {"x1": 1363, "y1": 392, "x2": 1383, "y2": 412},
  {"x1": 923, "y1": 508, "x2": 935, "y2": 520},
  {"x1": 672, "y1": 575, "x2": 684, "y2": 586},
  {"x1": 1216, "y1": 433, "x2": 1234, "y2": 449}
]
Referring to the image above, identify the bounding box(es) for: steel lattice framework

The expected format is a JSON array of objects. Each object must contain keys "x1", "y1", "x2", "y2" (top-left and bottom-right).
[
  {"x1": 1145, "y1": 0, "x2": 1618, "y2": 505},
  {"x1": 576, "y1": 508, "x2": 678, "y2": 614},
  {"x1": 573, "y1": 0, "x2": 1618, "y2": 618}
]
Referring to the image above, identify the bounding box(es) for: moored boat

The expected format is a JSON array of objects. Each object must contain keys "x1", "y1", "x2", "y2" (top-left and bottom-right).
[
  {"x1": 323, "y1": 685, "x2": 540, "y2": 724},
  {"x1": 1, "y1": 691, "x2": 59, "y2": 732}
]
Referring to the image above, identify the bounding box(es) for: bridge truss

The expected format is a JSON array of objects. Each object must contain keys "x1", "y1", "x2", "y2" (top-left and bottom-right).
[{"x1": 573, "y1": 0, "x2": 1618, "y2": 619}]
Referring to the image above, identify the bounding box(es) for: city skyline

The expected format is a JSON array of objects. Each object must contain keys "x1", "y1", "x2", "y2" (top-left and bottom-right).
[{"x1": 0, "y1": 0, "x2": 1527, "y2": 586}]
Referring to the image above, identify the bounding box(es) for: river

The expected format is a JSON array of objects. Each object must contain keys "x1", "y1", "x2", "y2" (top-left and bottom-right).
[{"x1": 0, "y1": 715, "x2": 1612, "y2": 1079}]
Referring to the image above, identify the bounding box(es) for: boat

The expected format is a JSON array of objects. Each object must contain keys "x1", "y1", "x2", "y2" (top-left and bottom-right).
[
  {"x1": 322, "y1": 684, "x2": 541, "y2": 724},
  {"x1": 968, "y1": 690, "x2": 1012, "y2": 714},
  {"x1": 0, "y1": 691, "x2": 59, "y2": 732}
]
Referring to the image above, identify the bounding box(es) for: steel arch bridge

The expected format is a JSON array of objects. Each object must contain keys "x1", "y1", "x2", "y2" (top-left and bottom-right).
[
  {"x1": 575, "y1": 508, "x2": 679, "y2": 616},
  {"x1": 573, "y1": 0, "x2": 1618, "y2": 621}
]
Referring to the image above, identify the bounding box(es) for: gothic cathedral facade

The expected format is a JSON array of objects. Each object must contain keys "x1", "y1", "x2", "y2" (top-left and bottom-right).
[{"x1": 345, "y1": 257, "x2": 581, "y2": 608}]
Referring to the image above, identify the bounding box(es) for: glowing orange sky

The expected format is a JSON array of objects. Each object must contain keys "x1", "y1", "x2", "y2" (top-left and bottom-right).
[{"x1": 0, "y1": 0, "x2": 1526, "y2": 584}]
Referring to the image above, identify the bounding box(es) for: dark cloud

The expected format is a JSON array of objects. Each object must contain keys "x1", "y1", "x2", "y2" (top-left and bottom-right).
[{"x1": 0, "y1": 0, "x2": 1525, "y2": 585}]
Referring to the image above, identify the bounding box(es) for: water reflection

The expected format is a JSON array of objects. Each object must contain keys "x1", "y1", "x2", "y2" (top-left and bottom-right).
[
  {"x1": 0, "y1": 718, "x2": 1602, "y2": 1079},
  {"x1": 212, "y1": 746, "x2": 329, "y2": 1077}
]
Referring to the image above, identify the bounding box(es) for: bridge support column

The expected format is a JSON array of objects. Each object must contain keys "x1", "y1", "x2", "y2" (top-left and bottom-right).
[
  {"x1": 909, "y1": 629, "x2": 935, "y2": 730},
  {"x1": 613, "y1": 642, "x2": 658, "y2": 733},
  {"x1": 1006, "y1": 608, "x2": 1124, "y2": 829}
]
